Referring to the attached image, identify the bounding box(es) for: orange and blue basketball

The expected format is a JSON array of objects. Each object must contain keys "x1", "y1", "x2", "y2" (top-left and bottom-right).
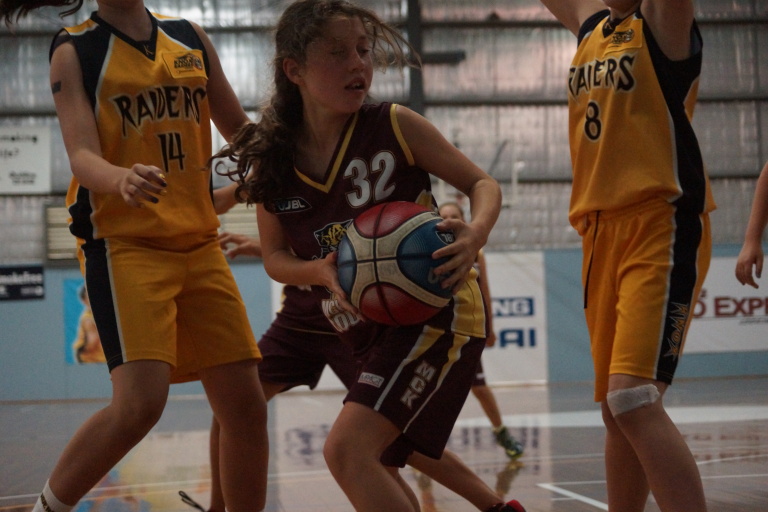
[{"x1": 337, "y1": 201, "x2": 455, "y2": 326}]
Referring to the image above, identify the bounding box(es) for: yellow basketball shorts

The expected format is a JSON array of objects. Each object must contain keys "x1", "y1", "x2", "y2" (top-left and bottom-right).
[
  {"x1": 82, "y1": 232, "x2": 261, "y2": 383},
  {"x1": 580, "y1": 200, "x2": 711, "y2": 402}
]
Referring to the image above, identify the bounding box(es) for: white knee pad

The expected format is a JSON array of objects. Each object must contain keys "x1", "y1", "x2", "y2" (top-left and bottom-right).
[{"x1": 606, "y1": 384, "x2": 660, "y2": 416}]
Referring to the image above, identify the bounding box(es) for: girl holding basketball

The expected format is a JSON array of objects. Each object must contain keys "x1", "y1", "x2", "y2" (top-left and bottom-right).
[
  {"x1": 214, "y1": 1, "x2": 516, "y2": 511},
  {"x1": 195, "y1": 191, "x2": 524, "y2": 512}
]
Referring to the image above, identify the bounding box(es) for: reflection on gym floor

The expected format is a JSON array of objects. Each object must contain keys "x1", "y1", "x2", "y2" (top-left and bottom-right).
[{"x1": 2, "y1": 376, "x2": 767, "y2": 511}]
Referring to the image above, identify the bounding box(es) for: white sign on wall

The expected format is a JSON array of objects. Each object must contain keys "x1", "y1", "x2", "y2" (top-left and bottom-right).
[
  {"x1": 0, "y1": 126, "x2": 51, "y2": 194},
  {"x1": 686, "y1": 256, "x2": 768, "y2": 353},
  {"x1": 483, "y1": 251, "x2": 549, "y2": 384}
]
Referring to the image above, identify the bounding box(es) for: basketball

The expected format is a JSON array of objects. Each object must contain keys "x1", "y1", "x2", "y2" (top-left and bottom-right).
[{"x1": 337, "y1": 201, "x2": 455, "y2": 326}]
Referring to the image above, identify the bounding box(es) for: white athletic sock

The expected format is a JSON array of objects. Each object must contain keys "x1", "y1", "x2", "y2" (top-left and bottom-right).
[{"x1": 31, "y1": 481, "x2": 74, "y2": 512}]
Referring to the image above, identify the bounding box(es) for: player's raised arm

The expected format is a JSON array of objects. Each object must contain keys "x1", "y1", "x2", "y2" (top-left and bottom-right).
[
  {"x1": 539, "y1": 0, "x2": 606, "y2": 36},
  {"x1": 641, "y1": 0, "x2": 696, "y2": 61}
]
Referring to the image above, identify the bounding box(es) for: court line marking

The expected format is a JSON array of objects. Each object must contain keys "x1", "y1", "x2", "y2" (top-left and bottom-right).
[
  {"x1": 700, "y1": 472, "x2": 768, "y2": 479},
  {"x1": 4, "y1": 408, "x2": 766, "y2": 506},
  {"x1": 697, "y1": 453, "x2": 768, "y2": 465},
  {"x1": 536, "y1": 483, "x2": 608, "y2": 510},
  {"x1": 454, "y1": 405, "x2": 768, "y2": 429},
  {"x1": 0, "y1": 470, "x2": 338, "y2": 502},
  {"x1": 538, "y1": 472, "x2": 768, "y2": 511},
  {"x1": 5, "y1": 469, "x2": 768, "y2": 507}
]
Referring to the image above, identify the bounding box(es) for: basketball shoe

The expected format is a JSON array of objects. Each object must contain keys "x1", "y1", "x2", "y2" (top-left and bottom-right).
[{"x1": 494, "y1": 426, "x2": 524, "y2": 460}]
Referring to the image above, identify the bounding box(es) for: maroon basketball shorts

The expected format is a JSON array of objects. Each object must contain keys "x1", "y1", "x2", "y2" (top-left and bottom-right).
[
  {"x1": 472, "y1": 359, "x2": 488, "y2": 388},
  {"x1": 344, "y1": 323, "x2": 486, "y2": 467},
  {"x1": 257, "y1": 323, "x2": 359, "y2": 390}
]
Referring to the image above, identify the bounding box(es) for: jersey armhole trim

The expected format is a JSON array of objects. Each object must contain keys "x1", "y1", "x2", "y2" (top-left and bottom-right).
[{"x1": 390, "y1": 104, "x2": 415, "y2": 166}]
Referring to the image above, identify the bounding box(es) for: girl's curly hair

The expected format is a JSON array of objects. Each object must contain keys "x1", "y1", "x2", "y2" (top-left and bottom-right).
[
  {"x1": 0, "y1": 0, "x2": 83, "y2": 26},
  {"x1": 213, "y1": 0, "x2": 419, "y2": 211}
]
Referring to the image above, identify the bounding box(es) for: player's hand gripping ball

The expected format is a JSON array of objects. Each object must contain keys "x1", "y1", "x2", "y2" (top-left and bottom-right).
[{"x1": 337, "y1": 201, "x2": 455, "y2": 326}]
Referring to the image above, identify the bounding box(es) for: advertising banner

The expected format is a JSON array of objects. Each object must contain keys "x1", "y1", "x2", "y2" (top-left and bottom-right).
[
  {"x1": 686, "y1": 256, "x2": 768, "y2": 353},
  {"x1": 63, "y1": 278, "x2": 106, "y2": 364},
  {"x1": 0, "y1": 126, "x2": 52, "y2": 194},
  {"x1": 483, "y1": 251, "x2": 549, "y2": 384},
  {"x1": 0, "y1": 265, "x2": 44, "y2": 301}
]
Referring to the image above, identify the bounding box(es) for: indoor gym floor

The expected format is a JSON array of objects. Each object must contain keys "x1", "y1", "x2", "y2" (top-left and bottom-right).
[{"x1": 2, "y1": 375, "x2": 767, "y2": 512}]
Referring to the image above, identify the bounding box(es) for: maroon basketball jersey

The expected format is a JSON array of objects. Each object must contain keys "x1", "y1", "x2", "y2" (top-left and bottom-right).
[
  {"x1": 273, "y1": 102, "x2": 433, "y2": 262},
  {"x1": 271, "y1": 102, "x2": 486, "y2": 348}
]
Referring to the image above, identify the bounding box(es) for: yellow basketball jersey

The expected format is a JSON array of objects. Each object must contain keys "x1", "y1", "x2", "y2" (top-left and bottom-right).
[
  {"x1": 61, "y1": 11, "x2": 219, "y2": 244},
  {"x1": 567, "y1": 11, "x2": 715, "y2": 228}
]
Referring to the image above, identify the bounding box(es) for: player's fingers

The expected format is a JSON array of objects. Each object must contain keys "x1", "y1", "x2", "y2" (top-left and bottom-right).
[
  {"x1": 218, "y1": 232, "x2": 234, "y2": 250},
  {"x1": 339, "y1": 296, "x2": 361, "y2": 318},
  {"x1": 121, "y1": 169, "x2": 166, "y2": 207},
  {"x1": 437, "y1": 260, "x2": 471, "y2": 293},
  {"x1": 435, "y1": 218, "x2": 462, "y2": 232},
  {"x1": 132, "y1": 165, "x2": 167, "y2": 196},
  {"x1": 139, "y1": 179, "x2": 167, "y2": 197},
  {"x1": 226, "y1": 247, "x2": 244, "y2": 259},
  {"x1": 122, "y1": 182, "x2": 159, "y2": 208},
  {"x1": 431, "y1": 243, "x2": 460, "y2": 263},
  {"x1": 141, "y1": 166, "x2": 168, "y2": 186},
  {"x1": 736, "y1": 261, "x2": 760, "y2": 288},
  {"x1": 735, "y1": 264, "x2": 745, "y2": 284},
  {"x1": 434, "y1": 243, "x2": 474, "y2": 281}
]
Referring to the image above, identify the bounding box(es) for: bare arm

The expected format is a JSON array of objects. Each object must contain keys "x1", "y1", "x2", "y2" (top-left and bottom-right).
[
  {"x1": 194, "y1": 23, "x2": 250, "y2": 218},
  {"x1": 476, "y1": 250, "x2": 497, "y2": 347},
  {"x1": 50, "y1": 40, "x2": 166, "y2": 207},
  {"x1": 213, "y1": 183, "x2": 241, "y2": 214},
  {"x1": 256, "y1": 203, "x2": 352, "y2": 306},
  {"x1": 641, "y1": 0, "x2": 696, "y2": 61},
  {"x1": 540, "y1": 0, "x2": 697, "y2": 61},
  {"x1": 218, "y1": 231, "x2": 263, "y2": 259},
  {"x1": 191, "y1": 22, "x2": 250, "y2": 140},
  {"x1": 395, "y1": 105, "x2": 501, "y2": 292},
  {"x1": 735, "y1": 161, "x2": 768, "y2": 288},
  {"x1": 539, "y1": 0, "x2": 605, "y2": 36}
]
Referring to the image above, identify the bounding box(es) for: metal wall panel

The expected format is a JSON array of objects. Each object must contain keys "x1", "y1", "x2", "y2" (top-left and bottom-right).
[
  {"x1": 0, "y1": 0, "x2": 766, "y2": 263},
  {"x1": 423, "y1": 28, "x2": 572, "y2": 101}
]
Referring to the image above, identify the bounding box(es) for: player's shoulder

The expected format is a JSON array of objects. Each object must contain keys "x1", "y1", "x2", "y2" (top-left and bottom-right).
[
  {"x1": 152, "y1": 11, "x2": 199, "y2": 37},
  {"x1": 577, "y1": 9, "x2": 610, "y2": 44}
]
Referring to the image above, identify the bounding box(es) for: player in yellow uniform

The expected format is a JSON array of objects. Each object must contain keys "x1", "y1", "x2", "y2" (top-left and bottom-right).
[
  {"x1": 0, "y1": 1, "x2": 268, "y2": 511},
  {"x1": 540, "y1": 1, "x2": 714, "y2": 511}
]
